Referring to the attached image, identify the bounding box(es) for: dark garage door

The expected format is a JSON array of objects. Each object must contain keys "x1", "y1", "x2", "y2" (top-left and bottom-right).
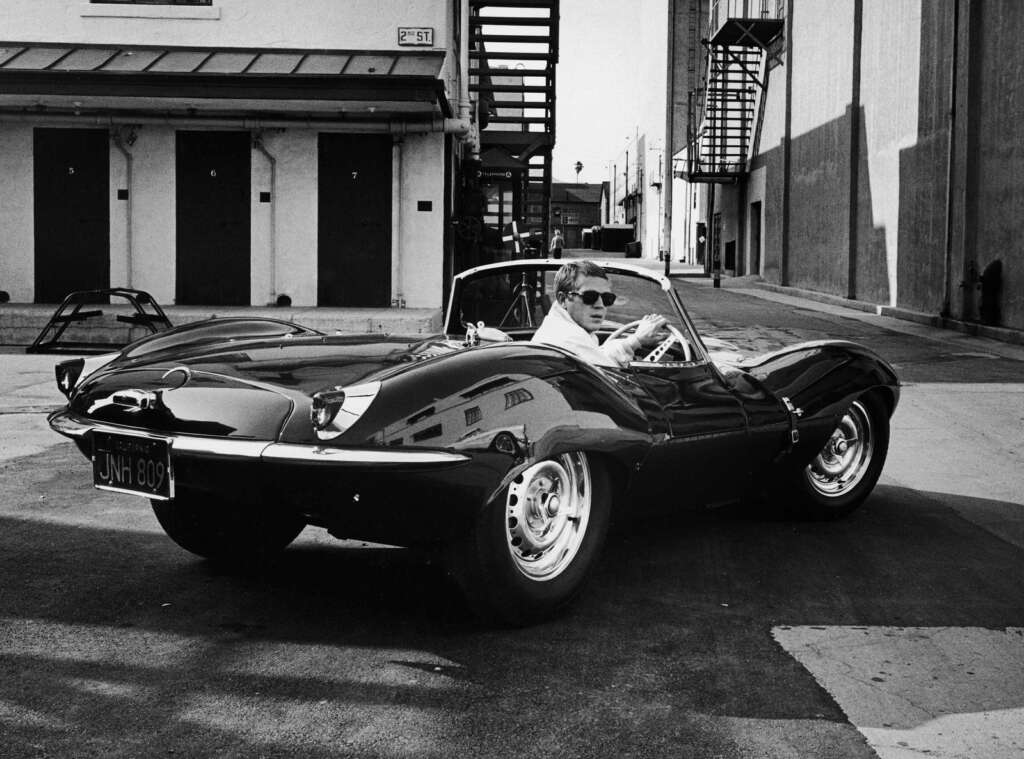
[
  {"x1": 318, "y1": 134, "x2": 392, "y2": 307},
  {"x1": 176, "y1": 131, "x2": 251, "y2": 305},
  {"x1": 34, "y1": 128, "x2": 110, "y2": 303}
]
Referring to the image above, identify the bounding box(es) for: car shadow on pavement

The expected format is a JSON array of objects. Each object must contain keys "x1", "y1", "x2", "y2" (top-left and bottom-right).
[{"x1": 2, "y1": 444, "x2": 1023, "y2": 758}]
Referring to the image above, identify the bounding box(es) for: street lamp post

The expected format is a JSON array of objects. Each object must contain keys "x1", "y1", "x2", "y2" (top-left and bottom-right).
[{"x1": 574, "y1": 161, "x2": 583, "y2": 181}]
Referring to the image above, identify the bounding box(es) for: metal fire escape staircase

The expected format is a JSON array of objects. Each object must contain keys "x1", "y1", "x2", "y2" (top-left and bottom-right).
[
  {"x1": 469, "y1": 0, "x2": 558, "y2": 231},
  {"x1": 686, "y1": 1, "x2": 784, "y2": 183}
]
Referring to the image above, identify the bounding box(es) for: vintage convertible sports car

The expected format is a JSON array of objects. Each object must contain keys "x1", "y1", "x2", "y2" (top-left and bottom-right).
[{"x1": 48, "y1": 260, "x2": 899, "y2": 625}]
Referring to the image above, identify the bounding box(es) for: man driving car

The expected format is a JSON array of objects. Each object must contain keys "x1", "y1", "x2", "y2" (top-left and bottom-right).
[{"x1": 532, "y1": 260, "x2": 667, "y2": 368}]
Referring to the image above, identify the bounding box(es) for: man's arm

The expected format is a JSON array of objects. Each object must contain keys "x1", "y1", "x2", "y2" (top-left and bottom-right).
[{"x1": 601, "y1": 314, "x2": 667, "y2": 366}]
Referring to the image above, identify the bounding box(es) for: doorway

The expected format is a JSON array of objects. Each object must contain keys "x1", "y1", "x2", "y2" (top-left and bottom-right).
[
  {"x1": 176, "y1": 131, "x2": 251, "y2": 305},
  {"x1": 750, "y1": 201, "x2": 762, "y2": 275},
  {"x1": 33, "y1": 128, "x2": 110, "y2": 303},
  {"x1": 318, "y1": 134, "x2": 392, "y2": 306}
]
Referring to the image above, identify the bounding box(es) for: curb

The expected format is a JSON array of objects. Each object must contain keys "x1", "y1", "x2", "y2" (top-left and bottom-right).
[{"x1": 678, "y1": 274, "x2": 1024, "y2": 348}]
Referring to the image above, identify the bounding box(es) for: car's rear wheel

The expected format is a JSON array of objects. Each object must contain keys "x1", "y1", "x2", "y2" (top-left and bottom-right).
[
  {"x1": 449, "y1": 451, "x2": 611, "y2": 626},
  {"x1": 151, "y1": 493, "x2": 305, "y2": 563},
  {"x1": 788, "y1": 393, "x2": 890, "y2": 519}
]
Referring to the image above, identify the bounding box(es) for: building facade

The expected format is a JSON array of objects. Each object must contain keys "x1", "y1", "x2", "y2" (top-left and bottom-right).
[
  {"x1": 549, "y1": 182, "x2": 602, "y2": 248},
  {"x1": 677, "y1": 0, "x2": 1024, "y2": 334},
  {"x1": 601, "y1": 0, "x2": 705, "y2": 264},
  {"x1": 0, "y1": 0, "x2": 480, "y2": 309}
]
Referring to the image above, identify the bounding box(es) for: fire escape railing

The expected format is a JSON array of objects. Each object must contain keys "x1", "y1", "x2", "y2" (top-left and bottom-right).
[
  {"x1": 469, "y1": 0, "x2": 559, "y2": 237},
  {"x1": 685, "y1": 0, "x2": 784, "y2": 183}
]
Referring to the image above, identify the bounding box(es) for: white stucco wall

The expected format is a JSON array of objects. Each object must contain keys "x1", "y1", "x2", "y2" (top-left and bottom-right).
[
  {"x1": 1, "y1": 1, "x2": 461, "y2": 310},
  {"x1": 0, "y1": 126, "x2": 34, "y2": 302},
  {"x1": 790, "y1": 1, "x2": 856, "y2": 140},
  {"x1": 128, "y1": 128, "x2": 176, "y2": 304},
  {"x1": 758, "y1": 62, "x2": 787, "y2": 157},
  {"x1": 860, "y1": 0, "x2": 921, "y2": 305},
  {"x1": 1, "y1": 0, "x2": 451, "y2": 50},
  {"x1": 0, "y1": 122, "x2": 445, "y2": 307},
  {"x1": 397, "y1": 132, "x2": 445, "y2": 309},
  {"x1": 252, "y1": 130, "x2": 318, "y2": 307}
]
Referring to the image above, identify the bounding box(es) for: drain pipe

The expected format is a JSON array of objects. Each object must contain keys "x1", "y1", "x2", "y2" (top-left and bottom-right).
[
  {"x1": 941, "y1": 0, "x2": 961, "y2": 318},
  {"x1": 252, "y1": 131, "x2": 278, "y2": 304},
  {"x1": 111, "y1": 126, "x2": 137, "y2": 288},
  {"x1": 457, "y1": 0, "x2": 479, "y2": 158},
  {"x1": 392, "y1": 136, "x2": 405, "y2": 307}
]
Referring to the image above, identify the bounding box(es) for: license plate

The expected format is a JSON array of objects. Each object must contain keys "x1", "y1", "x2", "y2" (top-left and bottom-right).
[{"x1": 93, "y1": 431, "x2": 173, "y2": 500}]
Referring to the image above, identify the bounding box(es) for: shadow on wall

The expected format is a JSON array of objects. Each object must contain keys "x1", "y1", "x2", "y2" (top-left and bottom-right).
[
  {"x1": 756, "y1": 107, "x2": 891, "y2": 304},
  {"x1": 757, "y1": 3, "x2": 1022, "y2": 330}
]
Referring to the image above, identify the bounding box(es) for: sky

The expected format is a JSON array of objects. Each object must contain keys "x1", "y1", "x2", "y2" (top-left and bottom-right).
[{"x1": 550, "y1": 0, "x2": 641, "y2": 184}]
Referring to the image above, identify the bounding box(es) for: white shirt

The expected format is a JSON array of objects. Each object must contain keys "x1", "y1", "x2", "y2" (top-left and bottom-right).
[{"x1": 531, "y1": 301, "x2": 639, "y2": 368}]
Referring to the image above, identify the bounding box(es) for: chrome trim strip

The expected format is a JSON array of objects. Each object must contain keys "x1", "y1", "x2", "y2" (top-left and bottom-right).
[
  {"x1": 49, "y1": 410, "x2": 469, "y2": 466},
  {"x1": 262, "y1": 444, "x2": 470, "y2": 466},
  {"x1": 173, "y1": 438, "x2": 271, "y2": 458},
  {"x1": 48, "y1": 411, "x2": 270, "y2": 458},
  {"x1": 95, "y1": 483, "x2": 173, "y2": 502}
]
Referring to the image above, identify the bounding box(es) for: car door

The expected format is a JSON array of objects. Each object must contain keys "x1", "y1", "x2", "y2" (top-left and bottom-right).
[{"x1": 626, "y1": 362, "x2": 751, "y2": 511}]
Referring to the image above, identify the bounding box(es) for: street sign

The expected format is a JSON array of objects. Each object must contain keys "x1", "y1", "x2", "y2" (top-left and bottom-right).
[{"x1": 398, "y1": 27, "x2": 434, "y2": 46}]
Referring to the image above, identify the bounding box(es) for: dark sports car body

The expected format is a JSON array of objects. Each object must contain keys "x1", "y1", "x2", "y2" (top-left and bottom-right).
[{"x1": 49, "y1": 261, "x2": 899, "y2": 624}]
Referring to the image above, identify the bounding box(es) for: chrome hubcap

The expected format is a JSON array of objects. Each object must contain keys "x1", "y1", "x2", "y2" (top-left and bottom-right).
[
  {"x1": 506, "y1": 452, "x2": 591, "y2": 581},
  {"x1": 806, "y1": 400, "x2": 874, "y2": 497}
]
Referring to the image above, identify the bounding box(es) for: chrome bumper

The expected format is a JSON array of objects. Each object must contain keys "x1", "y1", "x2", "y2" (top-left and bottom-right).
[{"x1": 48, "y1": 409, "x2": 470, "y2": 467}]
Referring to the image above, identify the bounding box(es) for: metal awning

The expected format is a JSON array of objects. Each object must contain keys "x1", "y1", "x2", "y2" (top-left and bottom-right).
[{"x1": 0, "y1": 43, "x2": 451, "y2": 121}]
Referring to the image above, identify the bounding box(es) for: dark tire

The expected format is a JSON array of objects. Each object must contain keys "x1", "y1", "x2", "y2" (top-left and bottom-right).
[
  {"x1": 788, "y1": 393, "x2": 890, "y2": 519},
  {"x1": 151, "y1": 492, "x2": 305, "y2": 563},
  {"x1": 449, "y1": 452, "x2": 611, "y2": 626}
]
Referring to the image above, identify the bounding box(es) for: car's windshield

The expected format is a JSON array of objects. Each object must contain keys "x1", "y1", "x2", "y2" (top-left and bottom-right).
[{"x1": 451, "y1": 265, "x2": 703, "y2": 363}]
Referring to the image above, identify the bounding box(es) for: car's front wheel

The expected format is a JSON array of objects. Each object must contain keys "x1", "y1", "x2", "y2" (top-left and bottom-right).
[
  {"x1": 151, "y1": 492, "x2": 305, "y2": 563},
  {"x1": 788, "y1": 393, "x2": 890, "y2": 519},
  {"x1": 449, "y1": 451, "x2": 611, "y2": 626}
]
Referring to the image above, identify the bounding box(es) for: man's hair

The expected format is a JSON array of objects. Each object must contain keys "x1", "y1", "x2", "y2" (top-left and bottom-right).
[{"x1": 553, "y1": 260, "x2": 608, "y2": 295}]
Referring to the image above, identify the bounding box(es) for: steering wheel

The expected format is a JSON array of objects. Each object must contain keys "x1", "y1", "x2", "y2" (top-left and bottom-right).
[{"x1": 605, "y1": 319, "x2": 692, "y2": 362}]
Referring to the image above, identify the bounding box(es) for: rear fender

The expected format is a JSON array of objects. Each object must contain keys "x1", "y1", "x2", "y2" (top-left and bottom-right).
[{"x1": 743, "y1": 340, "x2": 900, "y2": 457}]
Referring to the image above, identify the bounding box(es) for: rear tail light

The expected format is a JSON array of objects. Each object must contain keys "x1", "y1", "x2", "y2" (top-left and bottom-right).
[
  {"x1": 310, "y1": 381, "x2": 381, "y2": 440},
  {"x1": 55, "y1": 359, "x2": 84, "y2": 399},
  {"x1": 311, "y1": 388, "x2": 346, "y2": 430},
  {"x1": 55, "y1": 352, "x2": 120, "y2": 399}
]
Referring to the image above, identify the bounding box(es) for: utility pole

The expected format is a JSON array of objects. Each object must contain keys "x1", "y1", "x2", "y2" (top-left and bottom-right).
[
  {"x1": 574, "y1": 161, "x2": 583, "y2": 181},
  {"x1": 662, "y1": 0, "x2": 677, "y2": 277}
]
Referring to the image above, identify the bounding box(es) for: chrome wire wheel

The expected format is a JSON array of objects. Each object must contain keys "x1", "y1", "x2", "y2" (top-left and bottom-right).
[
  {"x1": 505, "y1": 452, "x2": 592, "y2": 581},
  {"x1": 805, "y1": 400, "x2": 875, "y2": 497}
]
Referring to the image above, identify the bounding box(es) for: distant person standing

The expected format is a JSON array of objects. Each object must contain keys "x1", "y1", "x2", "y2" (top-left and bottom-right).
[{"x1": 549, "y1": 228, "x2": 565, "y2": 259}]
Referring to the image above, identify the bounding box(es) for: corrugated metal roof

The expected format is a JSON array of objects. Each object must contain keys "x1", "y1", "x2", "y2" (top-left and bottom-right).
[
  {"x1": 0, "y1": 42, "x2": 450, "y2": 118},
  {"x1": 0, "y1": 43, "x2": 445, "y2": 78}
]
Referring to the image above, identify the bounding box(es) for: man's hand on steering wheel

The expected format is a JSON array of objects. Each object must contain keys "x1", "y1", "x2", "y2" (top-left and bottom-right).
[
  {"x1": 606, "y1": 317, "x2": 692, "y2": 362},
  {"x1": 633, "y1": 313, "x2": 668, "y2": 348}
]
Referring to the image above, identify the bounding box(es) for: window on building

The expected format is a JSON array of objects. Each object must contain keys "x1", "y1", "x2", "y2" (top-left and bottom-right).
[
  {"x1": 562, "y1": 210, "x2": 579, "y2": 226},
  {"x1": 90, "y1": 1, "x2": 212, "y2": 5},
  {"x1": 464, "y1": 406, "x2": 482, "y2": 426},
  {"x1": 483, "y1": 184, "x2": 514, "y2": 231}
]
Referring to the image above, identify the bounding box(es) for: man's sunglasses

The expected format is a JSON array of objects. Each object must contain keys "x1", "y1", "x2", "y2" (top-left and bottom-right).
[{"x1": 568, "y1": 290, "x2": 617, "y2": 307}]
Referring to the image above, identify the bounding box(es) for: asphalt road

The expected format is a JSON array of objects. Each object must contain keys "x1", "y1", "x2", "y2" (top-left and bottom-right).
[{"x1": 1, "y1": 284, "x2": 1022, "y2": 758}]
